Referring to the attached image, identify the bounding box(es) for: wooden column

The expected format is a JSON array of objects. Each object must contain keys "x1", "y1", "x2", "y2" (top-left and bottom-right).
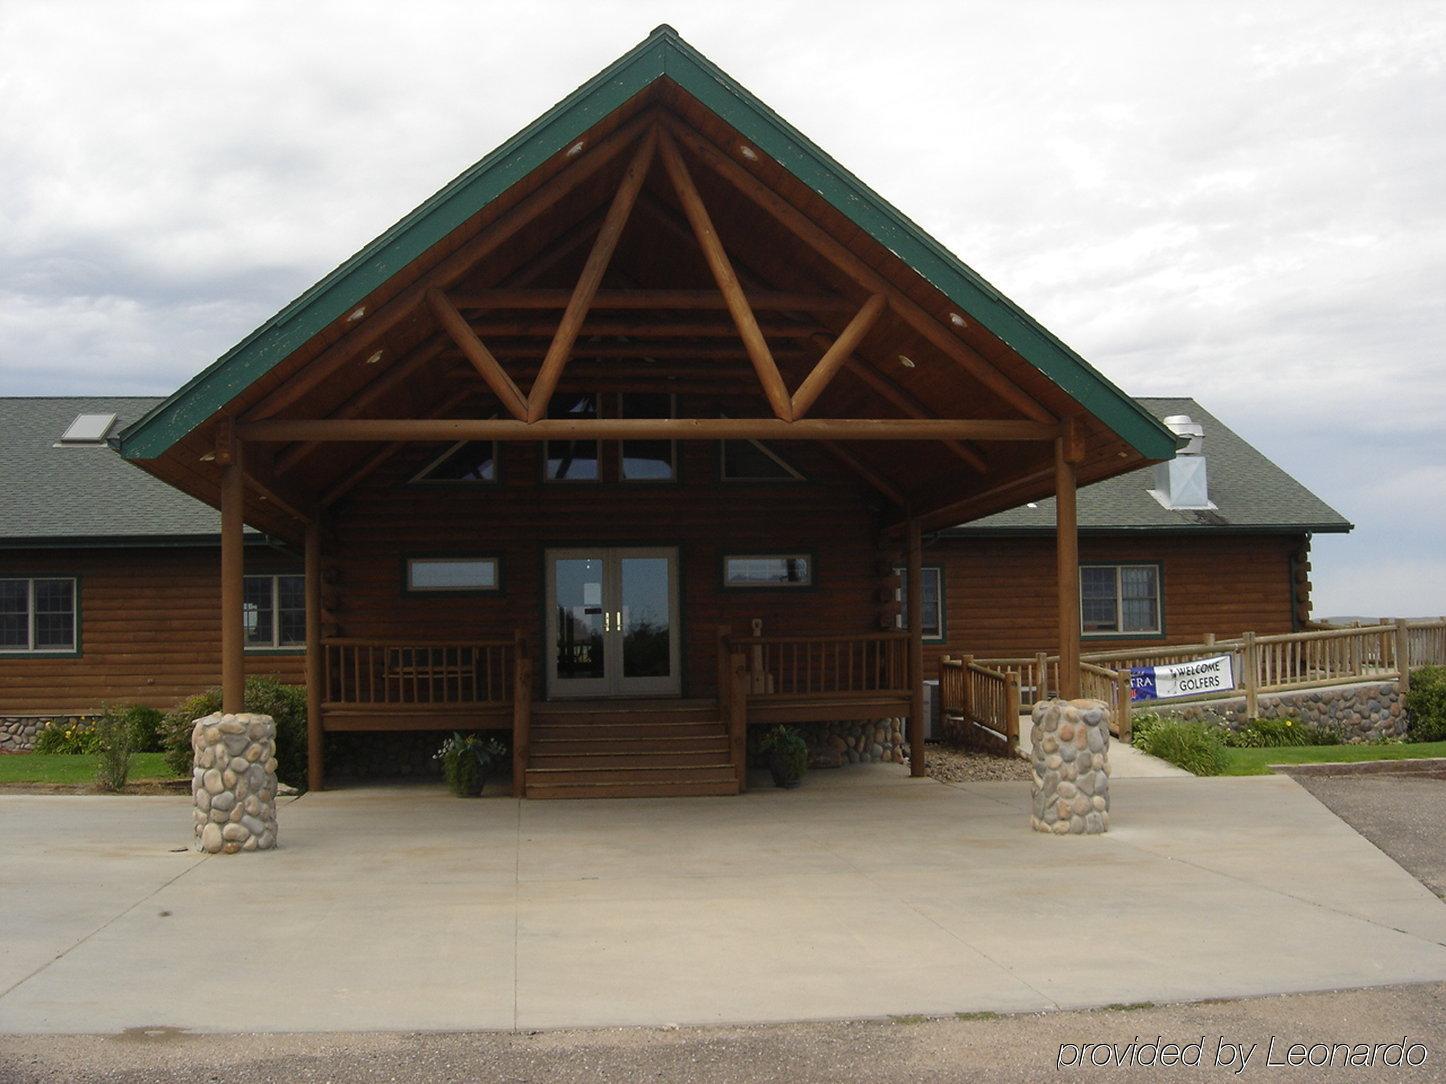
[
  {"x1": 907, "y1": 516, "x2": 926, "y2": 777},
  {"x1": 512, "y1": 636, "x2": 532, "y2": 799},
  {"x1": 304, "y1": 516, "x2": 325, "y2": 791},
  {"x1": 219, "y1": 430, "x2": 246, "y2": 714},
  {"x1": 1055, "y1": 428, "x2": 1081, "y2": 699}
]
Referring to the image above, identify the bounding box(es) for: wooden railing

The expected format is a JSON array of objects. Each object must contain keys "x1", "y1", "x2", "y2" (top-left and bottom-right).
[
  {"x1": 1080, "y1": 661, "x2": 1132, "y2": 741},
  {"x1": 323, "y1": 637, "x2": 519, "y2": 706},
  {"x1": 1408, "y1": 619, "x2": 1446, "y2": 670},
  {"x1": 938, "y1": 656, "x2": 1019, "y2": 754},
  {"x1": 735, "y1": 631, "x2": 911, "y2": 700}
]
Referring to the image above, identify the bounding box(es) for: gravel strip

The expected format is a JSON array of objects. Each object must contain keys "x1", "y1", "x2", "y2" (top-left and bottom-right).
[{"x1": 925, "y1": 743, "x2": 1032, "y2": 783}]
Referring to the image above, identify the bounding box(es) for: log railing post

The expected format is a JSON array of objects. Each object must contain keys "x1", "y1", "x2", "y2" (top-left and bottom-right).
[
  {"x1": 1035, "y1": 650, "x2": 1049, "y2": 702},
  {"x1": 1395, "y1": 619, "x2": 1412, "y2": 693},
  {"x1": 961, "y1": 653, "x2": 975, "y2": 724},
  {"x1": 304, "y1": 515, "x2": 325, "y2": 791},
  {"x1": 1242, "y1": 631, "x2": 1259, "y2": 718},
  {"x1": 729, "y1": 649, "x2": 750, "y2": 792},
  {"x1": 1004, "y1": 671, "x2": 1021, "y2": 748},
  {"x1": 1114, "y1": 668, "x2": 1133, "y2": 743},
  {"x1": 511, "y1": 635, "x2": 532, "y2": 798}
]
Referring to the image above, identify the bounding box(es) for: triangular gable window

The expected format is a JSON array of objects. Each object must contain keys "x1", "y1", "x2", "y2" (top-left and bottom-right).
[
  {"x1": 720, "y1": 439, "x2": 804, "y2": 481},
  {"x1": 412, "y1": 441, "x2": 498, "y2": 483}
]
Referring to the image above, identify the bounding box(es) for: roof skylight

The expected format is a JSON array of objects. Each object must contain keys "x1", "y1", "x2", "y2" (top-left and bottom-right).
[{"x1": 57, "y1": 413, "x2": 118, "y2": 445}]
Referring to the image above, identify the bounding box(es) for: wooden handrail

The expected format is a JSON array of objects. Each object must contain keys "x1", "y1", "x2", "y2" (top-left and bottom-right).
[
  {"x1": 323, "y1": 636, "x2": 516, "y2": 648},
  {"x1": 728, "y1": 631, "x2": 911, "y2": 646}
]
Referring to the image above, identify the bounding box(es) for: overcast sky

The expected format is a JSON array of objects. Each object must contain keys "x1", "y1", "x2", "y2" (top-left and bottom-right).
[{"x1": 2, "y1": 1, "x2": 1442, "y2": 617}]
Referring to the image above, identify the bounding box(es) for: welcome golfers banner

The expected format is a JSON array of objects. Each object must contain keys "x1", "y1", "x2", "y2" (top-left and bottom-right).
[{"x1": 1129, "y1": 654, "x2": 1235, "y2": 702}]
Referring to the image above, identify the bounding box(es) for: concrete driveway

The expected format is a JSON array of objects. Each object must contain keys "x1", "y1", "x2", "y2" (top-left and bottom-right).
[{"x1": 3, "y1": 767, "x2": 1446, "y2": 1033}]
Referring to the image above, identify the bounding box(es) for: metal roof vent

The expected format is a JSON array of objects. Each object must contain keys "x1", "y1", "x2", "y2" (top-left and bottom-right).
[
  {"x1": 1149, "y1": 414, "x2": 1214, "y2": 510},
  {"x1": 56, "y1": 412, "x2": 118, "y2": 446}
]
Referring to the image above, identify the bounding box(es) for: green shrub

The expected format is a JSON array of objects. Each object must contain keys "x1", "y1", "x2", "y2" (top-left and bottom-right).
[
  {"x1": 758, "y1": 725, "x2": 808, "y2": 787},
  {"x1": 115, "y1": 705, "x2": 165, "y2": 752},
  {"x1": 93, "y1": 713, "x2": 134, "y2": 792},
  {"x1": 32, "y1": 719, "x2": 99, "y2": 755},
  {"x1": 434, "y1": 732, "x2": 508, "y2": 797},
  {"x1": 1132, "y1": 719, "x2": 1229, "y2": 776},
  {"x1": 1405, "y1": 666, "x2": 1446, "y2": 743},
  {"x1": 1222, "y1": 717, "x2": 1343, "y2": 748},
  {"x1": 160, "y1": 677, "x2": 309, "y2": 789}
]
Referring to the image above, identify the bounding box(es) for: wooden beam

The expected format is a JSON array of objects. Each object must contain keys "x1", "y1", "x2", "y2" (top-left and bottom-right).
[
  {"x1": 426, "y1": 288, "x2": 529, "y2": 420},
  {"x1": 526, "y1": 129, "x2": 657, "y2": 421},
  {"x1": 305, "y1": 516, "x2": 325, "y2": 792},
  {"x1": 907, "y1": 516, "x2": 926, "y2": 777},
  {"x1": 243, "y1": 109, "x2": 658, "y2": 422},
  {"x1": 840, "y1": 355, "x2": 987, "y2": 473},
  {"x1": 820, "y1": 439, "x2": 905, "y2": 506},
  {"x1": 318, "y1": 389, "x2": 476, "y2": 507},
  {"x1": 790, "y1": 293, "x2": 886, "y2": 419},
  {"x1": 464, "y1": 318, "x2": 826, "y2": 339},
  {"x1": 454, "y1": 289, "x2": 857, "y2": 313},
  {"x1": 241, "y1": 417, "x2": 1062, "y2": 443},
  {"x1": 470, "y1": 343, "x2": 808, "y2": 360},
  {"x1": 219, "y1": 431, "x2": 245, "y2": 714},
  {"x1": 666, "y1": 119, "x2": 1056, "y2": 425},
  {"x1": 1055, "y1": 421, "x2": 1082, "y2": 699},
  {"x1": 657, "y1": 129, "x2": 794, "y2": 421}
]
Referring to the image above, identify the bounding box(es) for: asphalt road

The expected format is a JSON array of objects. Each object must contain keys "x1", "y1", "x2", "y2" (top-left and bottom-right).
[{"x1": 2, "y1": 983, "x2": 1443, "y2": 1083}]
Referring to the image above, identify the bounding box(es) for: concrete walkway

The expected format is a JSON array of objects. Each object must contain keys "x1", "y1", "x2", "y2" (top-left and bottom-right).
[
  {"x1": 1015, "y1": 716, "x2": 1190, "y2": 777},
  {"x1": 3, "y1": 767, "x2": 1445, "y2": 1033}
]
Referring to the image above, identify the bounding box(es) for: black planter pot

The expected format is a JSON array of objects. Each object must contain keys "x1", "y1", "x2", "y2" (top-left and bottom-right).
[{"x1": 768, "y1": 751, "x2": 802, "y2": 789}]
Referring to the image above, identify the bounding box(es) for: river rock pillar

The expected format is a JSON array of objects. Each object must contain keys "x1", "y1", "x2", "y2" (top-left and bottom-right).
[
  {"x1": 1030, "y1": 698, "x2": 1110, "y2": 835},
  {"x1": 192, "y1": 712, "x2": 279, "y2": 854}
]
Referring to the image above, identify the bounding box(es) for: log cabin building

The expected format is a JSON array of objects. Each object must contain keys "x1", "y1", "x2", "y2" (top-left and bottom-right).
[{"x1": 0, "y1": 28, "x2": 1345, "y2": 795}]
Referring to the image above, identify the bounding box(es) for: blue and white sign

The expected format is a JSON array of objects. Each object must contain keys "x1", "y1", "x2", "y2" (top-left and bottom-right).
[{"x1": 1129, "y1": 654, "x2": 1235, "y2": 702}]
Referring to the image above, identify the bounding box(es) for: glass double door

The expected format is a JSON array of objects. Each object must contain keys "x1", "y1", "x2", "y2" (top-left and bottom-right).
[{"x1": 545, "y1": 548, "x2": 681, "y2": 698}]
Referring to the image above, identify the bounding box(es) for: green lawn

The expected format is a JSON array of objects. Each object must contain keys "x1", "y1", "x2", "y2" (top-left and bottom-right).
[
  {"x1": 1222, "y1": 741, "x2": 1446, "y2": 777},
  {"x1": 0, "y1": 752, "x2": 181, "y2": 785}
]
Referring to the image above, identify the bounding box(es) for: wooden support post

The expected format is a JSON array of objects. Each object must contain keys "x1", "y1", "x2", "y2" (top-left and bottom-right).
[
  {"x1": 716, "y1": 625, "x2": 732, "y2": 708},
  {"x1": 1055, "y1": 424, "x2": 1082, "y2": 700},
  {"x1": 1395, "y1": 619, "x2": 1412, "y2": 693},
  {"x1": 907, "y1": 516, "x2": 926, "y2": 777},
  {"x1": 729, "y1": 649, "x2": 750, "y2": 792},
  {"x1": 1004, "y1": 671, "x2": 1021, "y2": 748},
  {"x1": 512, "y1": 636, "x2": 532, "y2": 798},
  {"x1": 218, "y1": 426, "x2": 245, "y2": 714},
  {"x1": 1242, "y1": 631, "x2": 1260, "y2": 718},
  {"x1": 304, "y1": 516, "x2": 324, "y2": 791},
  {"x1": 1114, "y1": 668, "x2": 1133, "y2": 744}
]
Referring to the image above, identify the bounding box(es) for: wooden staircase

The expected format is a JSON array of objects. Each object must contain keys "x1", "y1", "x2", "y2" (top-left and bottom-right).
[{"x1": 524, "y1": 699, "x2": 739, "y2": 799}]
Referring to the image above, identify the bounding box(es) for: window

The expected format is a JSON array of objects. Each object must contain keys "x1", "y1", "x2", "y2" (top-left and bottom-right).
[
  {"x1": 1080, "y1": 564, "x2": 1162, "y2": 636},
  {"x1": 545, "y1": 393, "x2": 599, "y2": 481},
  {"x1": 0, "y1": 577, "x2": 77, "y2": 654},
  {"x1": 619, "y1": 393, "x2": 675, "y2": 481},
  {"x1": 723, "y1": 555, "x2": 812, "y2": 588},
  {"x1": 244, "y1": 575, "x2": 305, "y2": 649},
  {"x1": 406, "y1": 557, "x2": 499, "y2": 593},
  {"x1": 412, "y1": 440, "x2": 497, "y2": 483},
  {"x1": 895, "y1": 566, "x2": 945, "y2": 641},
  {"x1": 721, "y1": 439, "x2": 804, "y2": 481}
]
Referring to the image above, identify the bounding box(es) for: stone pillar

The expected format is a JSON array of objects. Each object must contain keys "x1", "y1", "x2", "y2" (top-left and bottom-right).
[
  {"x1": 192, "y1": 712, "x2": 278, "y2": 854},
  {"x1": 1030, "y1": 698, "x2": 1110, "y2": 835}
]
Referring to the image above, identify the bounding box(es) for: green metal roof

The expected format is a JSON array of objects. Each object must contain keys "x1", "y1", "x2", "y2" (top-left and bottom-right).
[
  {"x1": 947, "y1": 398, "x2": 1352, "y2": 536},
  {"x1": 117, "y1": 25, "x2": 1177, "y2": 463}
]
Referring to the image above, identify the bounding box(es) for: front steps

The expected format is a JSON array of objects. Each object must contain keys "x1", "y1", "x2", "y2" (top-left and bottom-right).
[{"x1": 524, "y1": 700, "x2": 739, "y2": 799}]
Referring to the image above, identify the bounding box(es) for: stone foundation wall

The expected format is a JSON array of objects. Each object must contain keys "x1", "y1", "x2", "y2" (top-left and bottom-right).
[
  {"x1": 798, "y1": 719, "x2": 907, "y2": 768},
  {"x1": 1151, "y1": 680, "x2": 1406, "y2": 741},
  {"x1": 1, "y1": 714, "x2": 98, "y2": 752}
]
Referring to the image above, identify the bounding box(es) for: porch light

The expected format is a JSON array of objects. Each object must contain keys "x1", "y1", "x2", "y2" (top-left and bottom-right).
[
  {"x1": 346, "y1": 306, "x2": 366, "y2": 323},
  {"x1": 1027, "y1": 502, "x2": 1038, "y2": 508},
  {"x1": 566, "y1": 140, "x2": 586, "y2": 157},
  {"x1": 739, "y1": 144, "x2": 758, "y2": 161},
  {"x1": 365, "y1": 350, "x2": 384, "y2": 365},
  {"x1": 897, "y1": 354, "x2": 915, "y2": 369},
  {"x1": 200, "y1": 451, "x2": 216, "y2": 462},
  {"x1": 949, "y1": 312, "x2": 967, "y2": 328}
]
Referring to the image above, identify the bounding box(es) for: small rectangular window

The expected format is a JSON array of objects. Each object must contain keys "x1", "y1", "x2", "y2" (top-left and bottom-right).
[
  {"x1": 243, "y1": 574, "x2": 306, "y2": 649},
  {"x1": 0, "y1": 577, "x2": 78, "y2": 653},
  {"x1": 407, "y1": 557, "x2": 499, "y2": 592},
  {"x1": 1080, "y1": 564, "x2": 1162, "y2": 636},
  {"x1": 723, "y1": 555, "x2": 812, "y2": 588},
  {"x1": 895, "y1": 566, "x2": 945, "y2": 641}
]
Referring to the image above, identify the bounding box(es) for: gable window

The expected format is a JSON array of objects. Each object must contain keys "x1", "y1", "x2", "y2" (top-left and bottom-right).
[
  {"x1": 1080, "y1": 564, "x2": 1162, "y2": 636},
  {"x1": 244, "y1": 574, "x2": 305, "y2": 649},
  {"x1": 412, "y1": 440, "x2": 497, "y2": 483},
  {"x1": 895, "y1": 566, "x2": 945, "y2": 641},
  {"x1": 619, "y1": 393, "x2": 675, "y2": 481},
  {"x1": 406, "y1": 557, "x2": 499, "y2": 593},
  {"x1": 724, "y1": 554, "x2": 812, "y2": 588},
  {"x1": 546, "y1": 393, "x2": 599, "y2": 481},
  {"x1": 0, "y1": 577, "x2": 78, "y2": 654},
  {"x1": 721, "y1": 439, "x2": 804, "y2": 481}
]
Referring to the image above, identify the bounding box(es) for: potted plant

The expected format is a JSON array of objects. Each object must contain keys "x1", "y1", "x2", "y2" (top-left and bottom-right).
[
  {"x1": 758, "y1": 725, "x2": 808, "y2": 789},
  {"x1": 435, "y1": 732, "x2": 508, "y2": 797}
]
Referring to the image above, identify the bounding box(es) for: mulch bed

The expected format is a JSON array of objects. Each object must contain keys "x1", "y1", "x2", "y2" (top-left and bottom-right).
[{"x1": 925, "y1": 743, "x2": 1032, "y2": 784}]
